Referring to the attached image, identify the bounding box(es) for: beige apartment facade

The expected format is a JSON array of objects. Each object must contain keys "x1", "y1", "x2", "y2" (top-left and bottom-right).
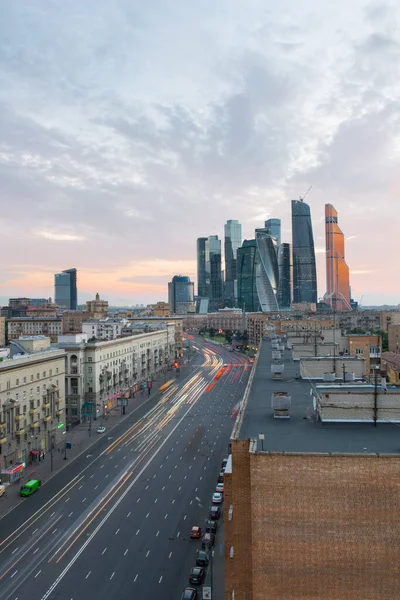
[
  {"x1": 8, "y1": 317, "x2": 62, "y2": 343},
  {"x1": 86, "y1": 293, "x2": 109, "y2": 318},
  {"x1": 0, "y1": 340, "x2": 66, "y2": 470},
  {"x1": 0, "y1": 316, "x2": 5, "y2": 346},
  {"x1": 58, "y1": 326, "x2": 176, "y2": 425}
]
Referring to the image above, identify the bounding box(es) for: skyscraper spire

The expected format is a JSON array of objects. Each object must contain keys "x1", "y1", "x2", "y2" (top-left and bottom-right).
[{"x1": 325, "y1": 204, "x2": 351, "y2": 311}]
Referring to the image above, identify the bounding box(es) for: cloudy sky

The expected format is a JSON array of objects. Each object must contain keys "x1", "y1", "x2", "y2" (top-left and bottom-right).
[{"x1": 1, "y1": 0, "x2": 399, "y2": 306}]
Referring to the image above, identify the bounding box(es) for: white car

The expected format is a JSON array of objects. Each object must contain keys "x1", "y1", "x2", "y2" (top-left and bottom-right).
[
  {"x1": 97, "y1": 426, "x2": 106, "y2": 434},
  {"x1": 212, "y1": 492, "x2": 223, "y2": 504},
  {"x1": 215, "y1": 483, "x2": 224, "y2": 493}
]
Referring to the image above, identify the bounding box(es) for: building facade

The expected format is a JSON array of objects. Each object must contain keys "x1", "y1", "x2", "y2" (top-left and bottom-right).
[
  {"x1": 183, "y1": 309, "x2": 245, "y2": 333},
  {"x1": 325, "y1": 204, "x2": 351, "y2": 311},
  {"x1": 62, "y1": 311, "x2": 88, "y2": 334},
  {"x1": 292, "y1": 199, "x2": 317, "y2": 304},
  {"x1": 224, "y1": 219, "x2": 242, "y2": 307},
  {"x1": 82, "y1": 318, "x2": 128, "y2": 341},
  {"x1": 0, "y1": 338, "x2": 66, "y2": 470},
  {"x1": 168, "y1": 276, "x2": 196, "y2": 314},
  {"x1": 255, "y1": 229, "x2": 280, "y2": 312},
  {"x1": 264, "y1": 218, "x2": 281, "y2": 246},
  {"x1": 54, "y1": 268, "x2": 78, "y2": 310},
  {"x1": 196, "y1": 237, "x2": 208, "y2": 298},
  {"x1": 277, "y1": 242, "x2": 291, "y2": 309},
  {"x1": 8, "y1": 317, "x2": 62, "y2": 343},
  {"x1": 206, "y1": 235, "x2": 223, "y2": 311},
  {"x1": 86, "y1": 293, "x2": 109, "y2": 318},
  {"x1": 58, "y1": 327, "x2": 175, "y2": 425},
  {"x1": 0, "y1": 316, "x2": 5, "y2": 346},
  {"x1": 237, "y1": 240, "x2": 261, "y2": 313}
]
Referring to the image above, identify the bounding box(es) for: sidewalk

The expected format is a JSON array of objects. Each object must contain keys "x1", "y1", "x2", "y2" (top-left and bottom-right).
[{"x1": 0, "y1": 363, "x2": 192, "y2": 516}]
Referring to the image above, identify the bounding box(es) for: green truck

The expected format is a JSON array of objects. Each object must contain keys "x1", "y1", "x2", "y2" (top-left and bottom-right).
[{"x1": 20, "y1": 479, "x2": 41, "y2": 497}]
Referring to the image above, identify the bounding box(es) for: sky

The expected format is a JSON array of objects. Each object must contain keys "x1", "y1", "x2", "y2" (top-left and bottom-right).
[{"x1": 1, "y1": 0, "x2": 400, "y2": 306}]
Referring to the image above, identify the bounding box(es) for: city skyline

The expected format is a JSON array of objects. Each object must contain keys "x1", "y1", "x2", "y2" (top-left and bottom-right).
[{"x1": 1, "y1": 1, "x2": 400, "y2": 306}]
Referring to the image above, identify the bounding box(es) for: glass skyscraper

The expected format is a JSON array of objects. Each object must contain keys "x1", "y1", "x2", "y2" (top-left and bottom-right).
[
  {"x1": 54, "y1": 268, "x2": 77, "y2": 310},
  {"x1": 224, "y1": 219, "x2": 242, "y2": 307},
  {"x1": 278, "y1": 243, "x2": 291, "y2": 309},
  {"x1": 237, "y1": 240, "x2": 261, "y2": 312},
  {"x1": 168, "y1": 275, "x2": 195, "y2": 314},
  {"x1": 206, "y1": 235, "x2": 223, "y2": 311},
  {"x1": 325, "y1": 204, "x2": 351, "y2": 311},
  {"x1": 255, "y1": 229, "x2": 280, "y2": 312},
  {"x1": 196, "y1": 238, "x2": 208, "y2": 298},
  {"x1": 291, "y1": 200, "x2": 317, "y2": 304},
  {"x1": 264, "y1": 218, "x2": 281, "y2": 247}
]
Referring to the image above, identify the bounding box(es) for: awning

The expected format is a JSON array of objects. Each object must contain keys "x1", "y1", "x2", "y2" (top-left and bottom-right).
[{"x1": 30, "y1": 450, "x2": 41, "y2": 456}]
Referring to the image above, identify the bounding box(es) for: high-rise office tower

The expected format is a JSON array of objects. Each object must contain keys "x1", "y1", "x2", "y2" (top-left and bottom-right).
[
  {"x1": 168, "y1": 275, "x2": 196, "y2": 314},
  {"x1": 255, "y1": 229, "x2": 280, "y2": 312},
  {"x1": 325, "y1": 204, "x2": 351, "y2": 311},
  {"x1": 291, "y1": 200, "x2": 317, "y2": 304},
  {"x1": 197, "y1": 238, "x2": 208, "y2": 298},
  {"x1": 54, "y1": 268, "x2": 77, "y2": 310},
  {"x1": 278, "y1": 243, "x2": 291, "y2": 309},
  {"x1": 206, "y1": 235, "x2": 223, "y2": 311},
  {"x1": 264, "y1": 218, "x2": 281, "y2": 247},
  {"x1": 224, "y1": 219, "x2": 242, "y2": 307},
  {"x1": 237, "y1": 240, "x2": 261, "y2": 312}
]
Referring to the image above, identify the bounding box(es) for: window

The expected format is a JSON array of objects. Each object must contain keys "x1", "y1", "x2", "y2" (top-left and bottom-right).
[
  {"x1": 37, "y1": 373, "x2": 40, "y2": 380},
  {"x1": 16, "y1": 378, "x2": 19, "y2": 386},
  {"x1": 56, "y1": 367, "x2": 59, "y2": 374},
  {"x1": 88, "y1": 357, "x2": 92, "y2": 362},
  {"x1": 88, "y1": 387, "x2": 93, "y2": 393},
  {"x1": 30, "y1": 388, "x2": 33, "y2": 398},
  {"x1": 43, "y1": 372, "x2": 46, "y2": 378},
  {"x1": 23, "y1": 391, "x2": 26, "y2": 400},
  {"x1": 42, "y1": 384, "x2": 46, "y2": 391},
  {"x1": 15, "y1": 392, "x2": 19, "y2": 401},
  {"x1": 49, "y1": 369, "x2": 52, "y2": 376},
  {"x1": 88, "y1": 366, "x2": 92, "y2": 373},
  {"x1": 30, "y1": 374, "x2": 33, "y2": 382},
  {"x1": 23, "y1": 376, "x2": 27, "y2": 384},
  {"x1": 37, "y1": 386, "x2": 40, "y2": 394},
  {"x1": 356, "y1": 348, "x2": 364, "y2": 355}
]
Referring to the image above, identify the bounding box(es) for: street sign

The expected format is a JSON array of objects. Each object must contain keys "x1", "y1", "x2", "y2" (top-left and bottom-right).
[
  {"x1": 117, "y1": 397, "x2": 128, "y2": 406},
  {"x1": 66, "y1": 442, "x2": 72, "y2": 449},
  {"x1": 57, "y1": 423, "x2": 64, "y2": 429},
  {"x1": 82, "y1": 402, "x2": 95, "y2": 418},
  {"x1": 202, "y1": 586, "x2": 212, "y2": 599}
]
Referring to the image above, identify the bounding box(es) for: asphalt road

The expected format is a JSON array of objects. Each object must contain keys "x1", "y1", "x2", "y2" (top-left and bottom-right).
[{"x1": 0, "y1": 338, "x2": 251, "y2": 600}]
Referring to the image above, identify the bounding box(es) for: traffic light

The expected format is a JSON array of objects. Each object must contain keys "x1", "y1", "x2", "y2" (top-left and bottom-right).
[{"x1": 174, "y1": 361, "x2": 179, "y2": 368}]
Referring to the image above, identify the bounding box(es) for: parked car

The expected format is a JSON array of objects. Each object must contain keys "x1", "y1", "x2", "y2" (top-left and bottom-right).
[
  {"x1": 181, "y1": 587, "x2": 197, "y2": 600},
  {"x1": 215, "y1": 482, "x2": 224, "y2": 493},
  {"x1": 201, "y1": 532, "x2": 215, "y2": 549},
  {"x1": 189, "y1": 567, "x2": 205, "y2": 585},
  {"x1": 212, "y1": 492, "x2": 223, "y2": 504},
  {"x1": 221, "y1": 457, "x2": 228, "y2": 469},
  {"x1": 205, "y1": 519, "x2": 218, "y2": 534},
  {"x1": 209, "y1": 506, "x2": 220, "y2": 520},
  {"x1": 97, "y1": 426, "x2": 106, "y2": 434},
  {"x1": 217, "y1": 472, "x2": 224, "y2": 483},
  {"x1": 195, "y1": 550, "x2": 209, "y2": 567},
  {"x1": 190, "y1": 526, "x2": 202, "y2": 539}
]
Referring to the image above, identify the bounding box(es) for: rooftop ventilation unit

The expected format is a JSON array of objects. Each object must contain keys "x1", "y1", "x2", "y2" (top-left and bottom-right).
[
  {"x1": 271, "y1": 364, "x2": 284, "y2": 380},
  {"x1": 271, "y1": 392, "x2": 291, "y2": 419},
  {"x1": 323, "y1": 372, "x2": 336, "y2": 382},
  {"x1": 344, "y1": 372, "x2": 355, "y2": 382}
]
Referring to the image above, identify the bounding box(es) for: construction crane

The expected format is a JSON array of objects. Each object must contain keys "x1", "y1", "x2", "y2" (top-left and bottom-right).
[{"x1": 299, "y1": 186, "x2": 312, "y2": 202}]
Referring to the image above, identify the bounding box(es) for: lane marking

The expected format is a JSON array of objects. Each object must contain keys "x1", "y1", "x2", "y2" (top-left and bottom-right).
[
  {"x1": 146, "y1": 550, "x2": 150, "y2": 557},
  {"x1": 169, "y1": 552, "x2": 172, "y2": 558},
  {"x1": 34, "y1": 570, "x2": 41, "y2": 579},
  {"x1": 110, "y1": 572, "x2": 115, "y2": 580},
  {"x1": 86, "y1": 571, "x2": 91, "y2": 579},
  {"x1": 124, "y1": 549, "x2": 128, "y2": 556},
  {"x1": 134, "y1": 574, "x2": 138, "y2": 582},
  {"x1": 102, "y1": 548, "x2": 107, "y2": 555},
  {"x1": 115, "y1": 529, "x2": 120, "y2": 535},
  {"x1": 159, "y1": 576, "x2": 163, "y2": 583},
  {"x1": 136, "y1": 529, "x2": 140, "y2": 536}
]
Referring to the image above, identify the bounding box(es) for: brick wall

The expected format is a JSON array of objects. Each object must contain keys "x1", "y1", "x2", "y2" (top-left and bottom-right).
[{"x1": 226, "y1": 443, "x2": 400, "y2": 600}]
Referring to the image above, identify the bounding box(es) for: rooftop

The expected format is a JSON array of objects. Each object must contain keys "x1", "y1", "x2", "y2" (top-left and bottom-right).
[
  {"x1": 382, "y1": 352, "x2": 400, "y2": 370},
  {"x1": 236, "y1": 338, "x2": 400, "y2": 454}
]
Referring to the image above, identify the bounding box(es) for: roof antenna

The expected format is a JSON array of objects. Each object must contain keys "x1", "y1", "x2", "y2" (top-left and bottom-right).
[{"x1": 299, "y1": 186, "x2": 312, "y2": 202}]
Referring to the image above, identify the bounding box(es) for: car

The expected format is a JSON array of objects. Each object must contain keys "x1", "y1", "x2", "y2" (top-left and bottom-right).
[
  {"x1": 221, "y1": 457, "x2": 228, "y2": 468},
  {"x1": 209, "y1": 505, "x2": 220, "y2": 520},
  {"x1": 189, "y1": 567, "x2": 205, "y2": 585},
  {"x1": 217, "y1": 473, "x2": 224, "y2": 483},
  {"x1": 181, "y1": 587, "x2": 197, "y2": 600},
  {"x1": 205, "y1": 519, "x2": 218, "y2": 534},
  {"x1": 215, "y1": 482, "x2": 224, "y2": 493},
  {"x1": 201, "y1": 532, "x2": 215, "y2": 549},
  {"x1": 190, "y1": 526, "x2": 202, "y2": 539},
  {"x1": 97, "y1": 426, "x2": 106, "y2": 434},
  {"x1": 20, "y1": 479, "x2": 41, "y2": 497},
  {"x1": 195, "y1": 550, "x2": 209, "y2": 567},
  {"x1": 212, "y1": 492, "x2": 223, "y2": 504}
]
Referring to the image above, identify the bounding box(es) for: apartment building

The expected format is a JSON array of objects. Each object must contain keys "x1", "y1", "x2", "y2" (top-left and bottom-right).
[
  {"x1": 86, "y1": 293, "x2": 109, "y2": 318},
  {"x1": 82, "y1": 318, "x2": 128, "y2": 341},
  {"x1": 126, "y1": 316, "x2": 183, "y2": 357},
  {"x1": 57, "y1": 325, "x2": 176, "y2": 426},
  {"x1": 0, "y1": 316, "x2": 5, "y2": 346},
  {"x1": 0, "y1": 337, "x2": 66, "y2": 471},
  {"x1": 183, "y1": 309, "x2": 246, "y2": 334},
  {"x1": 8, "y1": 317, "x2": 62, "y2": 343},
  {"x1": 61, "y1": 311, "x2": 88, "y2": 334},
  {"x1": 225, "y1": 338, "x2": 400, "y2": 600}
]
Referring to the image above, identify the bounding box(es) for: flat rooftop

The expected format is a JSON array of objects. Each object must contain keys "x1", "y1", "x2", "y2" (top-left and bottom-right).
[{"x1": 236, "y1": 338, "x2": 400, "y2": 454}]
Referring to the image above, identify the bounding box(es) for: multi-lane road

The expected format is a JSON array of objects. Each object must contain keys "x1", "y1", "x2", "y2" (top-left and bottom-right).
[{"x1": 0, "y1": 338, "x2": 251, "y2": 600}]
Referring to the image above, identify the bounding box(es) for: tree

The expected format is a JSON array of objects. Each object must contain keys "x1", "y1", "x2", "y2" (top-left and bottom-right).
[{"x1": 208, "y1": 327, "x2": 217, "y2": 339}]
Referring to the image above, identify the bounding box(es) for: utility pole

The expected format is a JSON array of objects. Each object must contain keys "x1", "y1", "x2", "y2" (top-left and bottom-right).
[
  {"x1": 48, "y1": 430, "x2": 54, "y2": 473},
  {"x1": 63, "y1": 439, "x2": 68, "y2": 461},
  {"x1": 373, "y1": 367, "x2": 378, "y2": 427},
  {"x1": 342, "y1": 362, "x2": 346, "y2": 383}
]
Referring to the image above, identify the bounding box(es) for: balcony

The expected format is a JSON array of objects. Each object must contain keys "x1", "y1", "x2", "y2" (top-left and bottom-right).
[
  {"x1": 31, "y1": 422, "x2": 39, "y2": 429},
  {"x1": 0, "y1": 436, "x2": 7, "y2": 445},
  {"x1": 43, "y1": 415, "x2": 51, "y2": 422},
  {"x1": 42, "y1": 402, "x2": 50, "y2": 410},
  {"x1": 56, "y1": 397, "x2": 62, "y2": 405},
  {"x1": 70, "y1": 367, "x2": 78, "y2": 374},
  {"x1": 56, "y1": 408, "x2": 63, "y2": 416},
  {"x1": 16, "y1": 428, "x2": 25, "y2": 436},
  {"x1": 29, "y1": 408, "x2": 38, "y2": 416},
  {"x1": 15, "y1": 414, "x2": 24, "y2": 421}
]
